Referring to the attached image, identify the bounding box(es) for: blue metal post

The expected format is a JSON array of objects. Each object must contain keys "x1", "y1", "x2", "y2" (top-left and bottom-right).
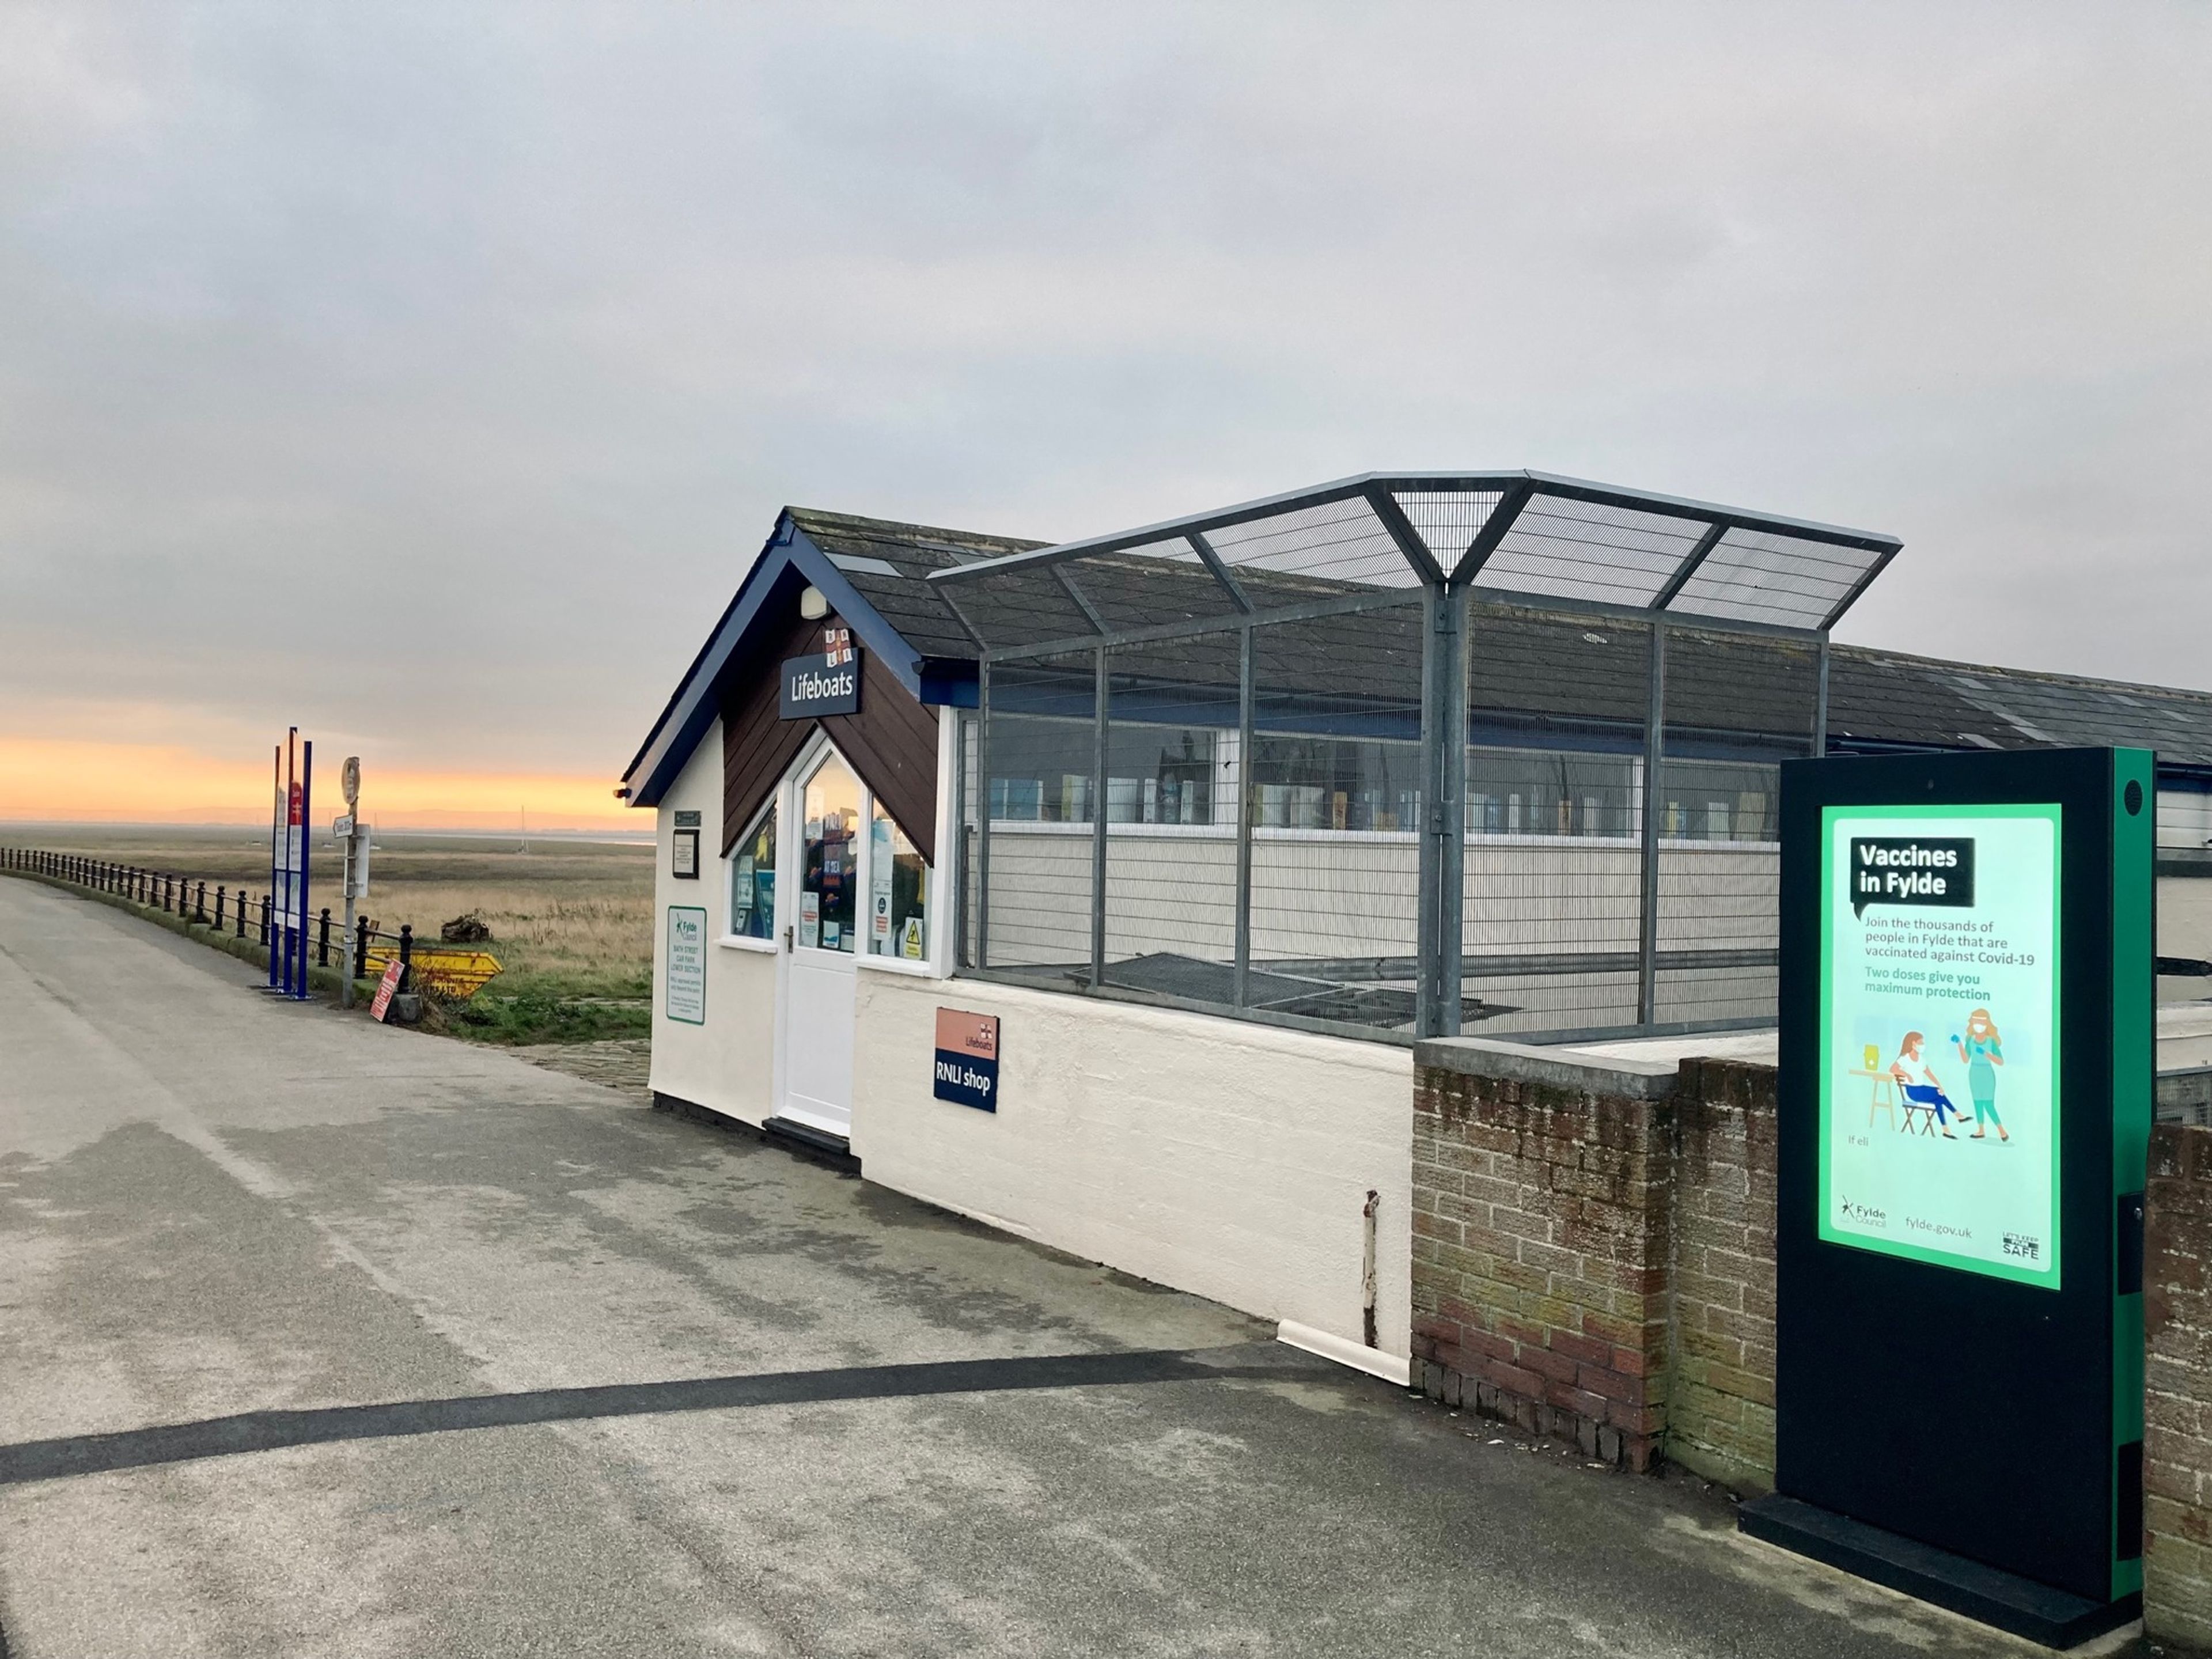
[
  {"x1": 296, "y1": 740, "x2": 313, "y2": 998},
  {"x1": 267, "y1": 742, "x2": 282, "y2": 990}
]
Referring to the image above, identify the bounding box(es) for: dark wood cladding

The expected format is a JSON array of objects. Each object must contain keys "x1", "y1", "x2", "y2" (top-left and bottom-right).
[
  {"x1": 819, "y1": 663, "x2": 941, "y2": 865},
  {"x1": 721, "y1": 614, "x2": 940, "y2": 864},
  {"x1": 719, "y1": 611, "x2": 816, "y2": 853}
]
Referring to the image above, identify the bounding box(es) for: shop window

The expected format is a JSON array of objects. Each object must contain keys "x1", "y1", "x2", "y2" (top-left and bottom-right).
[
  {"x1": 1105, "y1": 724, "x2": 1217, "y2": 824},
  {"x1": 800, "y1": 755, "x2": 860, "y2": 952},
  {"x1": 729, "y1": 802, "x2": 777, "y2": 939},
  {"x1": 1466, "y1": 748, "x2": 1639, "y2": 839},
  {"x1": 866, "y1": 801, "x2": 931, "y2": 960},
  {"x1": 987, "y1": 717, "x2": 1094, "y2": 823},
  {"x1": 1251, "y1": 736, "x2": 1422, "y2": 832},
  {"x1": 1656, "y1": 759, "x2": 1778, "y2": 842}
]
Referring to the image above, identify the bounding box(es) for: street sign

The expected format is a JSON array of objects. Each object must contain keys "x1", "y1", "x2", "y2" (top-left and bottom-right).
[
  {"x1": 333, "y1": 814, "x2": 354, "y2": 838},
  {"x1": 342, "y1": 755, "x2": 360, "y2": 808}
]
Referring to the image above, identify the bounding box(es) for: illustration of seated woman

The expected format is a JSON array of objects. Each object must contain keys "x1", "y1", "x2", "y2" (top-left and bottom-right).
[
  {"x1": 1890, "y1": 1032, "x2": 1963, "y2": 1139},
  {"x1": 1954, "y1": 1007, "x2": 2008, "y2": 1142}
]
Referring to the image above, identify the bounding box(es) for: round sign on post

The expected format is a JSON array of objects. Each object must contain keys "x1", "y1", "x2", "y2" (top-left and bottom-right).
[{"x1": 342, "y1": 756, "x2": 361, "y2": 809}]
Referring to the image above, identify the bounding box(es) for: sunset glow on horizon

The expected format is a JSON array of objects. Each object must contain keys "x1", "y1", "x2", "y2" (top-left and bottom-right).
[{"x1": 0, "y1": 737, "x2": 640, "y2": 832}]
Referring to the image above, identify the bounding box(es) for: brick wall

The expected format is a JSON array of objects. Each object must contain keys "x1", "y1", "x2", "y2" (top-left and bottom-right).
[
  {"x1": 1410, "y1": 1040, "x2": 1780, "y2": 1483},
  {"x1": 1412, "y1": 1051, "x2": 2212, "y2": 1640},
  {"x1": 1410, "y1": 1046, "x2": 1678, "y2": 1471},
  {"x1": 2146, "y1": 1122, "x2": 2212, "y2": 1644},
  {"x1": 1665, "y1": 1058, "x2": 1779, "y2": 1490}
]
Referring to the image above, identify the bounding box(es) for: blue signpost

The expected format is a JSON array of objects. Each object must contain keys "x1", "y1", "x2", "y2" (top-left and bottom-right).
[{"x1": 266, "y1": 729, "x2": 313, "y2": 1001}]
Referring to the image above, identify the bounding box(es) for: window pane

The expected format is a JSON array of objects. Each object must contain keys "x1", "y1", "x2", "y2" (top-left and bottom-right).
[
  {"x1": 1467, "y1": 748, "x2": 1639, "y2": 839},
  {"x1": 868, "y1": 801, "x2": 931, "y2": 960},
  {"x1": 729, "y1": 803, "x2": 778, "y2": 939},
  {"x1": 801, "y1": 756, "x2": 859, "y2": 953}
]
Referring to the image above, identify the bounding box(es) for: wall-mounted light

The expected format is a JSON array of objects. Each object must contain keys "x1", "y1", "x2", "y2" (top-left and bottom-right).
[{"x1": 800, "y1": 585, "x2": 829, "y2": 620}]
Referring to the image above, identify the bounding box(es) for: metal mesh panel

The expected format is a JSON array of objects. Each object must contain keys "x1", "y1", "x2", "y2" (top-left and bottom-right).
[
  {"x1": 1463, "y1": 609, "x2": 1651, "y2": 1036},
  {"x1": 1665, "y1": 626, "x2": 1819, "y2": 755},
  {"x1": 1060, "y1": 543, "x2": 1245, "y2": 635},
  {"x1": 981, "y1": 652, "x2": 1097, "y2": 974},
  {"x1": 1653, "y1": 630, "x2": 1819, "y2": 1029},
  {"x1": 1203, "y1": 495, "x2": 1419, "y2": 589},
  {"x1": 1476, "y1": 495, "x2": 1707, "y2": 609},
  {"x1": 937, "y1": 475, "x2": 1898, "y2": 1044},
  {"x1": 948, "y1": 565, "x2": 1099, "y2": 653},
  {"x1": 1666, "y1": 527, "x2": 1875, "y2": 630},
  {"x1": 1097, "y1": 631, "x2": 1241, "y2": 1003},
  {"x1": 1393, "y1": 489, "x2": 1505, "y2": 574},
  {"x1": 1245, "y1": 602, "x2": 1426, "y2": 1029}
]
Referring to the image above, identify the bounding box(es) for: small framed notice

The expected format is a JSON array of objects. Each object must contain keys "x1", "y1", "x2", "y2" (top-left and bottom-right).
[
  {"x1": 933, "y1": 1008, "x2": 1000, "y2": 1112},
  {"x1": 665, "y1": 906, "x2": 707, "y2": 1024},
  {"x1": 672, "y1": 828, "x2": 700, "y2": 879}
]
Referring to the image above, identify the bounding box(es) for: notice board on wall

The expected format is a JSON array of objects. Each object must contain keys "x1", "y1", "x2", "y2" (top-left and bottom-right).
[
  {"x1": 665, "y1": 906, "x2": 706, "y2": 1025},
  {"x1": 1747, "y1": 746, "x2": 2153, "y2": 1644}
]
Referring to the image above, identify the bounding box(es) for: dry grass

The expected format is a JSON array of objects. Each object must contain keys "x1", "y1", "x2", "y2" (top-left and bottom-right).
[{"x1": 4, "y1": 824, "x2": 656, "y2": 1037}]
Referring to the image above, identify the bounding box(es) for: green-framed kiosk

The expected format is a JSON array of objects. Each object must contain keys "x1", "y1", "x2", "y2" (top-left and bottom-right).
[{"x1": 1744, "y1": 745, "x2": 2154, "y2": 1647}]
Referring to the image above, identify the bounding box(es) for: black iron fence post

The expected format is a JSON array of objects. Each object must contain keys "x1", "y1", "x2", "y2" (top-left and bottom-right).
[
  {"x1": 194, "y1": 880, "x2": 207, "y2": 923},
  {"x1": 317, "y1": 907, "x2": 331, "y2": 968},
  {"x1": 354, "y1": 916, "x2": 369, "y2": 980},
  {"x1": 398, "y1": 923, "x2": 413, "y2": 993},
  {"x1": 259, "y1": 894, "x2": 270, "y2": 947},
  {"x1": 215, "y1": 887, "x2": 226, "y2": 931},
  {"x1": 237, "y1": 893, "x2": 247, "y2": 938}
]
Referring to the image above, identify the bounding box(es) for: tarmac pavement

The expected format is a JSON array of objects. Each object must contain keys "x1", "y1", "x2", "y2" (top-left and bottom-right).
[{"x1": 0, "y1": 874, "x2": 2110, "y2": 1657}]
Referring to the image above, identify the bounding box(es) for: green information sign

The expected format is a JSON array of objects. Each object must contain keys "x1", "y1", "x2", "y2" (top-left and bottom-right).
[{"x1": 1818, "y1": 802, "x2": 2063, "y2": 1288}]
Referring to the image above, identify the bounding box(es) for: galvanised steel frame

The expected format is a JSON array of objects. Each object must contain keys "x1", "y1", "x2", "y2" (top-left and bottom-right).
[{"x1": 933, "y1": 472, "x2": 1902, "y2": 1045}]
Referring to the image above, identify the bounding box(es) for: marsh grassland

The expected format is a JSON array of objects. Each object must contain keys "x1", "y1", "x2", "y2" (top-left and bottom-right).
[{"x1": 5, "y1": 824, "x2": 654, "y2": 1043}]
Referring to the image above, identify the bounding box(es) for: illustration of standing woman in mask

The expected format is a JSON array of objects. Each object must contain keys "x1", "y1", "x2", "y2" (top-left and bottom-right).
[{"x1": 1955, "y1": 1007, "x2": 2008, "y2": 1142}]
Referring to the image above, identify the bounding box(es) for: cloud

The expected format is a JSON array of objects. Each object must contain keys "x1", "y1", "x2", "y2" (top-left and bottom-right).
[{"x1": 1, "y1": 1, "x2": 2209, "y2": 821}]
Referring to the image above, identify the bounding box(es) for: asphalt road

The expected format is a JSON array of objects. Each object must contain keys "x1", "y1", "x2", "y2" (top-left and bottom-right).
[{"x1": 0, "y1": 874, "x2": 2088, "y2": 1657}]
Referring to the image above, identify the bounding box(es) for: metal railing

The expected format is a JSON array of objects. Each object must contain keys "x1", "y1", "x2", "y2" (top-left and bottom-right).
[{"x1": 1, "y1": 846, "x2": 416, "y2": 989}]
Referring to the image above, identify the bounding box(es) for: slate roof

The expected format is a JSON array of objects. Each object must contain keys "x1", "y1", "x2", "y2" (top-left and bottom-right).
[
  {"x1": 786, "y1": 508, "x2": 1047, "y2": 664},
  {"x1": 789, "y1": 521, "x2": 2212, "y2": 768},
  {"x1": 627, "y1": 507, "x2": 2212, "y2": 806},
  {"x1": 1828, "y1": 646, "x2": 2212, "y2": 770}
]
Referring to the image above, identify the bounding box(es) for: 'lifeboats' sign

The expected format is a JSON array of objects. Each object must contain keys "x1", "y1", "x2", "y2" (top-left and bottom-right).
[
  {"x1": 780, "y1": 650, "x2": 860, "y2": 719},
  {"x1": 933, "y1": 1007, "x2": 999, "y2": 1112}
]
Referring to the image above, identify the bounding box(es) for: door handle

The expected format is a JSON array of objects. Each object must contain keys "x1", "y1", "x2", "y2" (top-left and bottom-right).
[{"x1": 783, "y1": 924, "x2": 794, "y2": 950}]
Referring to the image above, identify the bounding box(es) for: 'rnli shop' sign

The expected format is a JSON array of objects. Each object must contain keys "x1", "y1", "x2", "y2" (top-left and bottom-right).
[
  {"x1": 780, "y1": 634, "x2": 860, "y2": 719},
  {"x1": 933, "y1": 1008, "x2": 1000, "y2": 1112}
]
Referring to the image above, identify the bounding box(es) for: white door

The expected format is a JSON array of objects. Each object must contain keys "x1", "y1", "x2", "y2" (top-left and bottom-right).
[{"x1": 777, "y1": 749, "x2": 860, "y2": 1135}]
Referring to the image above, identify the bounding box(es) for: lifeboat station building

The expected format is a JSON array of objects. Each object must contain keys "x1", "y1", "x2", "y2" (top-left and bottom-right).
[{"x1": 619, "y1": 473, "x2": 2212, "y2": 1379}]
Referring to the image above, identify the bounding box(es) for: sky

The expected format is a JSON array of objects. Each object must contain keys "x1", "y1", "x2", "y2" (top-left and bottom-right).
[{"x1": 2, "y1": 3, "x2": 2208, "y2": 828}]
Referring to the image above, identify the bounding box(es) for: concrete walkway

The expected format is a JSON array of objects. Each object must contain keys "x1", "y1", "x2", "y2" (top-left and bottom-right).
[{"x1": 0, "y1": 876, "x2": 2086, "y2": 1657}]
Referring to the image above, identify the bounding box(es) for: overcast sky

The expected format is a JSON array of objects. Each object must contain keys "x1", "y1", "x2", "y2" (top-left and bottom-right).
[{"x1": 3, "y1": 3, "x2": 2209, "y2": 804}]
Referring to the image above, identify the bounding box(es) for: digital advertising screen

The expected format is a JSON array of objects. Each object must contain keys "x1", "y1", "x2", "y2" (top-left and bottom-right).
[{"x1": 1818, "y1": 802, "x2": 2062, "y2": 1287}]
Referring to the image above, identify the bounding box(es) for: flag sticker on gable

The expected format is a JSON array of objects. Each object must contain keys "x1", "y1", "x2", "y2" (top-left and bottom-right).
[{"x1": 933, "y1": 1008, "x2": 1000, "y2": 1112}]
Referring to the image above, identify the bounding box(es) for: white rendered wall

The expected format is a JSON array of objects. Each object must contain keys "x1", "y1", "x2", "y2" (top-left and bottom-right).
[
  {"x1": 849, "y1": 971, "x2": 1414, "y2": 1358},
  {"x1": 648, "y1": 718, "x2": 777, "y2": 1127}
]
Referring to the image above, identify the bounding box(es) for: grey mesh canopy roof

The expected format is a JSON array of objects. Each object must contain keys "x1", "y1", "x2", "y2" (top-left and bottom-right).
[{"x1": 928, "y1": 471, "x2": 1904, "y2": 646}]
